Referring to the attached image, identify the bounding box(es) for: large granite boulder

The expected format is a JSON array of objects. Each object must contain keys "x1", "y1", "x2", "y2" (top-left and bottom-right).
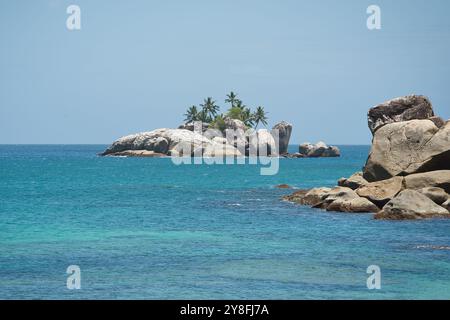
[
  {"x1": 363, "y1": 120, "x2": 450, "y2": 182},
  {"x1": 284, "y1": 186, "x2": 379, "y2": 213},
  {"x1": 311, "y1": 186, "x2": 355, "y2": 207},
  {"x1": 338, "y1": 172, "x2": 369, "y2": 190},
  {"x1": 101, "y1": 128, "x2": 242, "y2": 157},
  {"x1": 295, "y1": 187, "x2": 332, "y2": 206},
  {"x1": 429, "y1": 116, "x2": 446, "y2": 128},
  {"x1": 375, "y1": 189, "x2": 450, "y2": 220},
  {"x1": 321, "y1": 186, "x2": 359, "y2": 203},
  {"x1": 403, "y1": 170, "x2": 450, "y2": 193},
  {"x1": 417, "y1": 187, "x2": 448, "y2": 205},
  {"x1": 299, "y1": 141, "x2": 340, "y2": 157},
  {"x1": 152, "y1": 137, "x2": 169, "y2": 154},
  {"x1": 248, "y1": 129, "x2": 277, "y2": 156},
  {"x1": 224, "y1": 117, "x2": 247, "y2": 132},
  {"x1": 273, "y1": 121, "x2": 292, "y2": 155},
  {"x1": 318, "y1": 187, "x2": 378, "y2": 212},
  {"x1": 356, "y1": 176, "x2": 404, "y2": 207},
  {"x1": 326, "y1": 196, "x2": 380, "y2": 213},
  {"x1": 367, "y1": 95, "x2": 434, "y2": 134},
  {"x1": 201, "y1": 143, "x2": 244, "y2": 157},
  {"x1": 284, "y1": 94, "x2": 450, "y2": 220}
]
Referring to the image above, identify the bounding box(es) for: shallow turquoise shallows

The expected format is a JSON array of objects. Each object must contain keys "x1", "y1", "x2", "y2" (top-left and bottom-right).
[{"x1": 0, "y1": 145, "x2": 449, "y2": 299}]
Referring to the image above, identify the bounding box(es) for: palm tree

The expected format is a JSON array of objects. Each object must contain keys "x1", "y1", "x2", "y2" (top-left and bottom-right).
[
  {"x1": 253, "y1": 106, "x2": 268, "y2": 128},
  {"x1": 242, "y1": 107, "x2": 255, "y2": 127},
  {"x1": 184, "y1": 105, "x2": 199, "y2": 123},
  {"x1": 225, "y1": 91, "x2": 238, "y2": 107},
  {"x1": 197, "y1": 109, "x2": 209, "y2": 123},
  {"x1": 234, "y1": 99, "x2": 247, "y2": 110},
  {"x1": 200, "y1": 97, "x2": 220, "y2": 122}
]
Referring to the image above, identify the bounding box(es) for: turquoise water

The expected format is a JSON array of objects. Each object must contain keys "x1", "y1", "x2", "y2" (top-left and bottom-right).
[{"x1": 0, "y1": 145, "x2": 449, "y2": 299}]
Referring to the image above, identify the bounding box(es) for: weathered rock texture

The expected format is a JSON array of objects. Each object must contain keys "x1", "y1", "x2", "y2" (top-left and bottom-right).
[
  {"x1": 375, "y1": 190, "x2": 449, "y2": 220},
  {"x1": 273, "y1": 121, "x2": 292, "y2": 155},
  {"x1": 338, "y1": 172, "x2": 368, "y2": 190},
  {"x1": 367, "y1": 95, "x2": 434, "y2": 134},
  {"x1": 418, "y1": 187, "x2": 448, "y2": 205},
  {"x1": 403, "y1": 170, "x2": 450, "y2": 193},
  {"x1": 356, "y1": 176, "x2": 404, "y2": 207},
  {"x1": 283, "y1": 94, "x2": 450, "y2": 220},
  {"x1": 298, "y1": 141, "x2": 340, "y2": 157},
  {"x1": 283, "y1": 186, "x2": 379, "y2": 213},
  {"x1": 101, "y1": 128, "x2": 242, "y2": 157},
  {"x1": 363, "y1": 120, "x2": 450, "y2": 182}
]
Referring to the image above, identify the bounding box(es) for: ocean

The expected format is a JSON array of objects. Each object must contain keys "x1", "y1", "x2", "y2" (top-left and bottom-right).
[{"x1": 0, "y1": 145, "x2": 449, "y2": 299}]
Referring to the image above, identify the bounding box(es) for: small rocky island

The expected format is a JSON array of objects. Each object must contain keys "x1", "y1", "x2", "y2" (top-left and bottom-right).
[
  {"x1": 284, "y1": 95, "x2": 450, "y2": 220},
  {"x1": 102, "y1": 92, "x2": 292, "y2": 157},
  {"x1": 101, "y1": 92, "x2": 337, "y2": 158},
  {"x1": 285, "y1": 141, "x2": 340, "y2": 158}
]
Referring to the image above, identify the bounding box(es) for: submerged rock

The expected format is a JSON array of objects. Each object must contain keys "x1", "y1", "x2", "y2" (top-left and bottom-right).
[
  {"x1": 276, "y1": 184, "x2": 292, "y2": 189},
  {"x1": 105, "y1": 150, "x2": 167, "y2": 157},
  {"x1": 375, "y1": 189, "x2": 450, "y2": 220},
  {"x1": 367, "y1": 95, "x2": 434, "y2": 134}
]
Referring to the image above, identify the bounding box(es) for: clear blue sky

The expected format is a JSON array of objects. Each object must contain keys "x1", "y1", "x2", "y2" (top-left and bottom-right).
[{"x1": 1, "y1": 0, "x2": 449, "y2": 144}]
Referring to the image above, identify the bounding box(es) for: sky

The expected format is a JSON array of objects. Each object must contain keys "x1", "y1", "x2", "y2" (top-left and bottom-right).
[{"x1": 1, "y1": 0, "x2": 449, "y2": 144}]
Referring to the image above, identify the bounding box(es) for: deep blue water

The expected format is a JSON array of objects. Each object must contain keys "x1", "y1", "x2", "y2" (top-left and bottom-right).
[{"x1": 0, "y1": 145, "x2": 449, "y2": 299}]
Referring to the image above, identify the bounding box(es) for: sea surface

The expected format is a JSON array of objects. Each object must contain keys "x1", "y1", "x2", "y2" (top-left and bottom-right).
[{"x1": 0, "y1": 145, "x2": 449, "y2": 299}]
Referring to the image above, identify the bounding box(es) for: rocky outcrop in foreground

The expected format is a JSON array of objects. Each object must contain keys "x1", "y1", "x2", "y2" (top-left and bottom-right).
[
  {"x1": 363, "y1": 119, "x2": 450, "y2": 182},
  {"x1": 367, "y1": 95, "x2": 436, "y2": 134},
  {"x1": 284, "y1": 95, "x2": 450, "y2": 220}
]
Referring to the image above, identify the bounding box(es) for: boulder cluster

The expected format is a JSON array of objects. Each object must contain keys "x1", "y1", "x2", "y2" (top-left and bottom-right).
[
  {"x1": 284, "y1": 95, "x2": 450, "y2": 220},
  {"x1": 299, "y1": 141, "x2": 340, "y2": 157},
  {"x1": 101, "y1": 118, "x2": 293, "y2": 157},
  {"x1": 283, "y1": 141, "x2": 340, "y2": 158}
]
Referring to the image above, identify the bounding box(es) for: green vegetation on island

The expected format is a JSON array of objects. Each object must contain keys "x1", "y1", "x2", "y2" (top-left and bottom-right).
[{"x1": 183, "y1": 92, "x2": 268, "y2": 131}]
